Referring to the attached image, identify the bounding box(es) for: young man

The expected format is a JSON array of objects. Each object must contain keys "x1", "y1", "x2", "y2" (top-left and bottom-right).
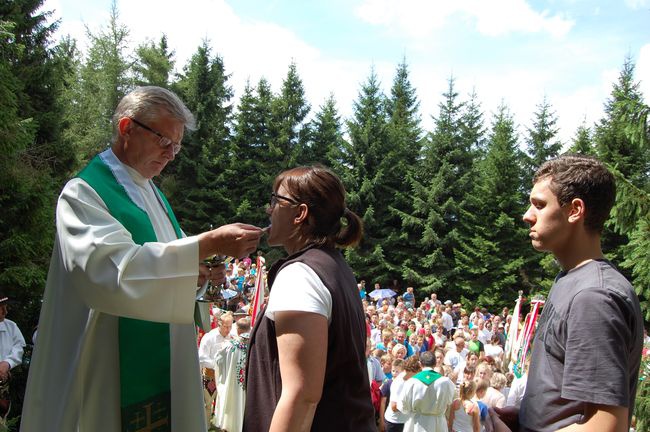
[{"x1": 494, "y1": 155, "x2": 643, "y2": 431}]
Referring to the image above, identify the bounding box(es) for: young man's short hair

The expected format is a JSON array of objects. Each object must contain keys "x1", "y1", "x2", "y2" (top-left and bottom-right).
[{"x1": 533, "y1": 154, "x2": 616, "y2": 233}]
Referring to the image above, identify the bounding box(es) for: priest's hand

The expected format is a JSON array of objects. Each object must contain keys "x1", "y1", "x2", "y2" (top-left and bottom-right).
[
  {"x1": 198, "y1": 223, "x2": 263, "y2": 260},
  {"x1": 197, "y1": 262, "x2": 226, "y2": 287}
]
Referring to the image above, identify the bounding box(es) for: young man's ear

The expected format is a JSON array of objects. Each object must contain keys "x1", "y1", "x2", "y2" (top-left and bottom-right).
[{"x1": 567, "y1": 198, "x2": 586, "y2": 224}]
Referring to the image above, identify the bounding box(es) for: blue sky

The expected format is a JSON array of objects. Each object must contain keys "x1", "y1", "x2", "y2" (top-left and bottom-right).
[{"x1": 42, "y1": 0, "x2": 650, "y2": 145}]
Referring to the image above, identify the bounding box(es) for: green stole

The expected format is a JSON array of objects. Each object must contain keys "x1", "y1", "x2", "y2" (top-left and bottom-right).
[
  {"x1": 78, "y1": 150, "x2": 182, "y2": 431},
  {"x1": 413, "y1": 369, "x2": 443, "y2": 386}
]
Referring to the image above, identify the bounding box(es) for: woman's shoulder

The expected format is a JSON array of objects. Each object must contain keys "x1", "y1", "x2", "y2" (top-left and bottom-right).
[{"x1": 463, "y1": 399, "x2": 478, "y2": 414}]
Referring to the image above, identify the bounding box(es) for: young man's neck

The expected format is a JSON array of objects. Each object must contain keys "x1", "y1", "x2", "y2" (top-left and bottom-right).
[{"x1": 554, "y1": 232, "x2": 604, "y2": 271}]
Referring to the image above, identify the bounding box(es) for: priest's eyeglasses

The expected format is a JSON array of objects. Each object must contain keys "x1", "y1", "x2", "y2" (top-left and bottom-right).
[
  {"x1": 129, "y1": 117, "x2": 182, "y2": 155},
  {"x1": 270, "y1": 192, "x2": 300, "y2": 208}
]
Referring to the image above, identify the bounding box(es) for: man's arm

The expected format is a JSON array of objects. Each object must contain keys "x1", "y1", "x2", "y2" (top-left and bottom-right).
[
  {"x1": 491, "y1": 404, "x2": 628, "y2": 432},
  {"x1": 5, "y1": 322, "x2": 26, "y2": 369},
  {"x1": 556, "y1": 404, "x2": 627, "y2": 432}
]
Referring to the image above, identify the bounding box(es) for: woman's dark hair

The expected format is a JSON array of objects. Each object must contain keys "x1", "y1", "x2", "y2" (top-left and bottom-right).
[{"x1": 274, "y1": 165, "x2": 363, "y2": 248}]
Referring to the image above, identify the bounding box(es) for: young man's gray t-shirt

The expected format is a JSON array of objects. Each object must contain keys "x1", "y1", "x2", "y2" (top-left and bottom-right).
[{"x1": 519, "y1": 260, "x2": 642, "y2": 431}]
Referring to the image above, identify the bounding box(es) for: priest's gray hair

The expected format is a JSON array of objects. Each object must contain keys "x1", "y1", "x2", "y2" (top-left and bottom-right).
[
  {"x1": 420, "y1": 351, "x2": 435, "y2": 367},
  {"x1": 112, "y1": 86, "x2": 196, "y2": 141}
]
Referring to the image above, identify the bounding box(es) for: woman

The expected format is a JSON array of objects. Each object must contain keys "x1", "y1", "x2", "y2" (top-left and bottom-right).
[
  {"x1": 243, "y1": 166, "x2": 375, "y2": 431},
  {"x1": 448, "y1": 381, "x2": 481, "y2": 432}
]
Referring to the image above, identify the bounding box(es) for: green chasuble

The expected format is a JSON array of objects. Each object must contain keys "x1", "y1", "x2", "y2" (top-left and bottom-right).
[
  {"x1": 78, "y1": 150, "x2": 183, "y2": 432},
  {"x1": 413, "y1": 369, "x2": 443, "y2": 386}
]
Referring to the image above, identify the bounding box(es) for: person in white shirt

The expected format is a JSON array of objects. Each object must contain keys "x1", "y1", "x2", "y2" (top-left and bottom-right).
[
  {"x1": 198, "y1": 312, "x2": 233, "y2": 423},
  {"x1": 477, "y1": 319, "x2": 492, "y2": 345},
  {"x1": 441, "y1": 305, "x2": 454, "y2": 336},
  {"x1": 0, "y1": 294, "x2": 24, "y2": 384},
  {"x1": 384, "y1": 358, "x2": 417, "y2": 431},
  {"x1": 444, "y1": 336, "x2": 468, "y2": 370},
  {"x1": 213, "y1": 317, "x2": 251, "y2": 432},
  {"x1": 484, "y1": 334, "x2": 504, "y2": 360},
  {"x1": 0, "y1": 292, "x2": 26, "y2": 418},
  {"x1": 505, "y1": 372, "x2": 527, "y2": 408},
  {"x1": 399, "y1": 351, "x2": 455, "y2": 431}
]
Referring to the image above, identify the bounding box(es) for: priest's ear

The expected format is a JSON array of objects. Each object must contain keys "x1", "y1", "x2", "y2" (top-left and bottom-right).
[{"x1": 117, "y1": 117, "x2": 133, "y2": 138}]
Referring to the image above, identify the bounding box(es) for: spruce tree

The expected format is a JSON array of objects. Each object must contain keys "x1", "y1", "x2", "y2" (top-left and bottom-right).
[
  {"x1": 307, "y1": 94, "x2": 350, "y2": 174},
  {"x1": 595, "y1": 57, "x2": 648, "y2": 187},
  {"x1": 568, "y1": 120, "x2": 595, "y2": 155},
  {"x1": 384, "y1": 60, "x2": 424, "y2": 290},
  {"x1": 270, "y1": 61, "x2": 311, "y2": 168},
  {"x1": 524, "y1": 96, "x2": 562, "y2": 181},
  {"x1": 229, "y1": 79, "x2": 275, "y2": 228},
  {"x1": 344, "y1": 68, "x2": 391, "y2": 283},
  {"x1": 169, "y1": 42, "x2": 233, "y2": 233},
  {"x1": 594, "y1": 57, "x2": 648, "y2": 268},
  {"x1": 71, "y1": 0, "x2": 131, "y2": 161},
  {"x1": 461, "y1": 88, "x2": 488, "y2": 157},
  {"x1": 404, "y1": 77, "x2": 473, "y2": 297},
  {"x1": 454, "y1": 103, "x2": 530, "y2": 306},
  {"x1": 133, "y1": 35, "x2": 175, "y2": 88}
]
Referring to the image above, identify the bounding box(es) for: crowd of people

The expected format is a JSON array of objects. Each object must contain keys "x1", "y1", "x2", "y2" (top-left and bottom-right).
[{"x1": 362, "y1": 290, "x2": 528, "y2": 432}]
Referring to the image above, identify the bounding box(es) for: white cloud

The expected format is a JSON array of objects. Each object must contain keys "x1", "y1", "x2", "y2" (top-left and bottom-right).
[
  {"x1": 355, "y1": 0, "x2": 574, "y2": 39},
  {"x1": 467, "y1": 0, "x2": 575, "y2": 38},
  {"x1": 625, "y1": 0, "x2": 650, "y2": 9}
]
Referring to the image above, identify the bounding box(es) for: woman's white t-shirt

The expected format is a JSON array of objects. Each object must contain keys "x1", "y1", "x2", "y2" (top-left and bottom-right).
[{"x1": 265, "y1": 262, "x2": 333, "y2": 324}]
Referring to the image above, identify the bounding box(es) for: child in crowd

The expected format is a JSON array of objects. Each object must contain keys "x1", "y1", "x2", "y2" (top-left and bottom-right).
[{"x1": 449, "y1": 380, "x2": 481, "y2": 432}]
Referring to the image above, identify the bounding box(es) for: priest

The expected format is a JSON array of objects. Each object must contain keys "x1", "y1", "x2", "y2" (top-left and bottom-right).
[{"x1": 21, "y1": 86, "x2": 263, "y2": 432}]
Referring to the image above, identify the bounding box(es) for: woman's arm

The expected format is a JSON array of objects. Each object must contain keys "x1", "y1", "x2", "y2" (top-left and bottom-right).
[
  {"x1": 378, "y1": 396, "x2": 388, "y2": 432},
  {"x1": 448, "y1": 399, "x2": 458, "y2": 431},
  {"x1": 269, "y1": 310, "x2": 328, "y2": 432},
  {"x1": 471, "y1": 402, "x2": 481, "y2": 432}
]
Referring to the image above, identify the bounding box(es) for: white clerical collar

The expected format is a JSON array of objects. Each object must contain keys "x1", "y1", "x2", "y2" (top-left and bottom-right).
[
  {"x1": 98, "y1": 149, "x2": 170, "y2": 216},
  {"x1": 123, "y1": 164, "x2": 149, "y2": 188}
]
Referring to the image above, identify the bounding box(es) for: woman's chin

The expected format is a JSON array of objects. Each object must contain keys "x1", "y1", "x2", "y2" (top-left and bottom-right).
[{"x1": 266, "y1": 234, "x2": 280, "y2": 247}]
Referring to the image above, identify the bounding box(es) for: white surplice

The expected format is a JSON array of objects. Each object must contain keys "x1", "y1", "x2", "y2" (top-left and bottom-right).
[
  {"x1": 213, "y1": 337, "x2": 248, "y2": 432},
  {"x1": 399, "y1": 369, "x2": 456, "y2": 432},
  {"x1": 21, "y1": 150, "x2": 206, "y2": 432}
]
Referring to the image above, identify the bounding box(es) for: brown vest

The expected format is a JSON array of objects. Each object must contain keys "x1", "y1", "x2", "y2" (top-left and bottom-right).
[{"x1": 243, "y1": 245, "x2": 376, "y2": 431}]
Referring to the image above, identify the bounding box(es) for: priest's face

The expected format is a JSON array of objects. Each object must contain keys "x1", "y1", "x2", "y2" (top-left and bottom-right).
[{"x1": 120, "y1": 114, "x2": 184, "y2": 179}]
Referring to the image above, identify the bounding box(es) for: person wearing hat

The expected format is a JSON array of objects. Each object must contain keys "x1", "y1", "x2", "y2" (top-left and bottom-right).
[{"x1": 0, "y1": 292, "x2": 26, "y2": 419}]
